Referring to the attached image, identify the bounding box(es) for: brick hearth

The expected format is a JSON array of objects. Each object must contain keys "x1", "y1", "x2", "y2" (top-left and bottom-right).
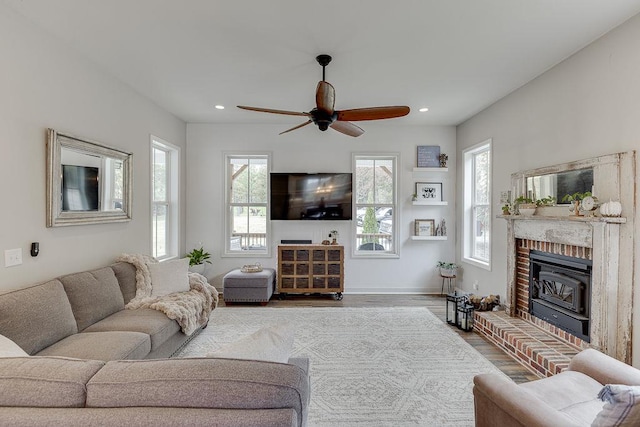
[{"x1": 474, "y1": 311, "x2": 581, "y2": 377}]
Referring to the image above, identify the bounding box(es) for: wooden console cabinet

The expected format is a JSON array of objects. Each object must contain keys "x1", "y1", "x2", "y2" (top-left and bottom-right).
[{"x1": 277, "y1": 245, "x2": 344, "y2": 299}]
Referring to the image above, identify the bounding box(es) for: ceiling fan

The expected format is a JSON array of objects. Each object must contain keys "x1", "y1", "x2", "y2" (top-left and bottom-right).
[{"x1": 237, "y1": 54, "x2": 410, "y2": 137}]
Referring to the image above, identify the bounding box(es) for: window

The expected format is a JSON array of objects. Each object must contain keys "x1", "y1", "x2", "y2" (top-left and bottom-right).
[
  {"x1": 151, "y1": 137, "x2": 179, "y2": 260},
  {"x1": 224, "y1": 154, "x2": 270, "y2": 256},
  {"x1": 353, "y1": 154, "x2": 398, "y2": 256},
  {"x1": 463, "y1": 140, "x2": 491, "y2": 269}
]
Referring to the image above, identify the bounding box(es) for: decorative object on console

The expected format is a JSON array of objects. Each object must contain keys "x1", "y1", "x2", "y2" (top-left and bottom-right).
[
  {"x1": 329, "y1": 230, "x2": 339, "y2": 245},
  {"x1": 416, "y1": 182, "x2": 443, "y2": 201},
  {"x1": 600, "y1": 199, "x2": 622, "y2": 217},
  {"x1": 417, "y1": 145, "x2": 440, "y2": 167},
  {"x1": 415, "y1": 219, "x2": 435, "y2": 236},
  {"x1": 434, "y1": 219, "x2": 447, "y2": 236}
]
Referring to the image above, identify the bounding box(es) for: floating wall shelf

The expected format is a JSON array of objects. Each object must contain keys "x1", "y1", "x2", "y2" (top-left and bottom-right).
[
  {"x1": 410, "y1": 236, "x2": 448, "y2": 241},
  {"x1": 413, "y1": 167, "x2": 448, "y2": 173},
  {"x1": 412, "y1": 201, "x2": 448, "y2": 206}
]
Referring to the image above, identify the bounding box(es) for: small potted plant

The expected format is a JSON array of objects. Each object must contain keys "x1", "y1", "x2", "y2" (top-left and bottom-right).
[
  {"x1": 185, "y1": 246, "x2": 212, "y2": 274},
  {"x1": 514, "y1": 196, "x2": 536, "y2": 216},
  {"x1": 437, "y1": 261, "x2": 458, "y2": 277},
  {"x1": 501, "y1": 203, "x2": 511, "y2": 215},
  {"x1": 562, "y1": 192, "x2": 592, "y2": 216}
]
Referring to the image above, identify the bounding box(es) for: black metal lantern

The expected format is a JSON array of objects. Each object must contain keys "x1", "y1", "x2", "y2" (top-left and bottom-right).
[
  {"x1": 446, "y1": 292, "x2": 466, "y2": 326},
  {"x1": 457, "y1": 303, "x2": 475, "y2": 332}
]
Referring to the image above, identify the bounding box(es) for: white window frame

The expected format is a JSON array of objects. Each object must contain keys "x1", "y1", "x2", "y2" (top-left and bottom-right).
[
  {"x1": 462, "y1": 139, "x2": 492, "y2": 270},
  {"x1": 223, "y1": 153, "x2": 271, "y2": 257},
  {"x1": 352, "y1": 153, "x2": 399, "y2": 258},
  {"x1": 150, "y1": 136, "x2": 180, "y2": 261}
]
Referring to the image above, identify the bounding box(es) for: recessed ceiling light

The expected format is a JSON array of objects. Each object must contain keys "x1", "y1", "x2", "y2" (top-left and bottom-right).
[
  {"x1": 419, "y1": 107, "x2": 429, "y2": 112},
  {"x1": 215, "y1": 105, "x2": 225, "y2": 110}
]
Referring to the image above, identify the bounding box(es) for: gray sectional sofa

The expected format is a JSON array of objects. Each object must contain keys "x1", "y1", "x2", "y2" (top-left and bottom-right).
[
  {"x1": 0, "y1": 262, "x2": 311, "y2": 426},
  {"x1": 0, "y1": 262, "x2": 196, "y2": 360}
]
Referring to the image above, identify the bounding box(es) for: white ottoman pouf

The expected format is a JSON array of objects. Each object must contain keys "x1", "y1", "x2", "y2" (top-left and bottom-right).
[{"x1": 223, "y1": 268, "x2": 276, "y2": 305}]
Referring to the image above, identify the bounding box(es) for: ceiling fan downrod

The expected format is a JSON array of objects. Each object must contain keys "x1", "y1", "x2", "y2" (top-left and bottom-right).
[{"x1": 316, "y1": 54, "x2": 332, "y2": 81}]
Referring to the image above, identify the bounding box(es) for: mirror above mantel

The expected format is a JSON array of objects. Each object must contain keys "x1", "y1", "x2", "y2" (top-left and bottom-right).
[
  {"x1": 46, "y1": 128, "x2": 133, "y2": 227},
  {"x1": 510, "y1": 152, "x2": 629, "y2": 216}
]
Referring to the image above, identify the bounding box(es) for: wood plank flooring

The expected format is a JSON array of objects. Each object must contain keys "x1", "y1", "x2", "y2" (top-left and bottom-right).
[{"x1": 220, "y1": 293, "x2": 540, "y2": 384}]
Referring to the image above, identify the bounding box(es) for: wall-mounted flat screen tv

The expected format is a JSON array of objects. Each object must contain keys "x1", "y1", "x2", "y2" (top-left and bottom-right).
[
  {"x1": 62, "y1": 165, "x2": 99, "y2": 211},
  {"x1": 271, "y1": 173, "x2": 352, "y2": 220}
]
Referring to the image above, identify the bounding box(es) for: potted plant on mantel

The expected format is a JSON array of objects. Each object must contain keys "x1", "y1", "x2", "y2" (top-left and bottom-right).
[
  {"x1": 185, "y1": 246, "x2": 212, "y2": 274},
  {"x1": 514, "y1": 196, "x2": 537, "y2": 216},
  {"x1": 437, "y1": 261, "x2": 458, "y2": 278},
  {"x1": 562, "y1": 191, "x2": 592, "y2": 216}
]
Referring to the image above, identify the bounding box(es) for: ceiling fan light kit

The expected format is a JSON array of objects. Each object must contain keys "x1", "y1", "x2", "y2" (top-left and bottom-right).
[{"x1": 237, "y1": 54, "x2": 410, "y2": 137}]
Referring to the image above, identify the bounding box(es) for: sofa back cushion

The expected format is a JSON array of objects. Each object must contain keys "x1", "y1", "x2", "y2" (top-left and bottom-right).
[
  {"x1": 110, "y1": 262, "x2": 138, "y2": 304},
  {"x1": 0, "y1": 356, "x2": 105, "y2": 407},
  {"x1": 59, "y1": 267, "x2": 125, "y2": 331},
  {"x1": 0, "y1": 280, "x2": 78, "y2": 354}
]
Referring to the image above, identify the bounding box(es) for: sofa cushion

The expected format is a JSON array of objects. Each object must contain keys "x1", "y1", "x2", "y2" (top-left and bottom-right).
[
  {"x1": 83, "y1": 308, "x2": 180, "y2": 350},
  {"x1": 0, "y1": 356, "x2": 104, "y2": 407},
  {"x1": 0, "y1": 334, "x2": 29, "y2": 357},
  {"x1": 59, "y1": 267, "x2": 125, "y2": 331},
  {"x1": 36, "y1": 331, "x2": 151, "y2": 361},
  {"x1": 593, "y1": 384, "x2": 640, "y2": 427},
  {"x1": 208, "y1": 324, "x2": 294, "y2": 363},
  {"x1": 0, "y1": 280, "x2": 78, "y2": 355},
  {"x1": 111, "y1": 262, "x2": 138, "y2": 304},
  {"x1": 148, "y1": 258, "x2": 190, "y2": 297},
  {"x1": 86, "y1": 358, "x2": 309, "y2": 426}
]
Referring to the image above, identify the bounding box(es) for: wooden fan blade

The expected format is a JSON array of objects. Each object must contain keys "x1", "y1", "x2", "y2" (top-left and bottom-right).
[
  {"x1": 336, "y1": 106, "x2": 410, "y2": 122},
  {"x1": 330, "y1": 121, "x2": 364, "y2": 137},
  {"x1": 315, "y1": 81, "x2": 335, "y2": 114},
  {"x1": 238, "y1": 105, "x2": 310, "y2": 117},
  {"x1": 279, "y1": 120, "x2": 313, "y2": 135}
]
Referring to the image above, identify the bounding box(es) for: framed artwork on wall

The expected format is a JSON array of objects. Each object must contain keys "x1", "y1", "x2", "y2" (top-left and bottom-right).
[
  {"x1": 415, "y1": 219, "x2": 435, "y2": 236},
  {"x1": 416, "y1": 145, "x2": 440, "y2": 167},
  {"x1": 416, "y1": 182, "x2": 443, "y2": 201}
]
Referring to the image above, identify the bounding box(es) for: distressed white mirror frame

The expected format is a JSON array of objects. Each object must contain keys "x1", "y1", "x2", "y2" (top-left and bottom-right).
[{"x1": 46, "y1": 128, "x2": 133, "y2": 227}]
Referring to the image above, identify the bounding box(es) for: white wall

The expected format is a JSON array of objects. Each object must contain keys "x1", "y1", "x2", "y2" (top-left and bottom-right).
[
  {"x1": 186, "y1": 122, "x2": 456, "y2": 293},
  {"x1": 456, "y1": 14, "x2": 640, "y2": 365},
  {"x1": 0, "y1": 5, "x2": 186, "y2": 290}
]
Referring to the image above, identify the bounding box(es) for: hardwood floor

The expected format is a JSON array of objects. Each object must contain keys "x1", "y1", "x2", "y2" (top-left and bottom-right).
[{"x1": 220, "y1": 293, "x2": 540, "y2": 384}]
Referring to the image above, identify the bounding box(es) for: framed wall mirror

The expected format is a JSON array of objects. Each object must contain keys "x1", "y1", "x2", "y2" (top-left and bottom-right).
[
  {"x1": 47, "y1": 129, "x2": 133, "y2": 227},
  {"x1": 526, "y1": 169, "x2": 594, "y2": 204}
]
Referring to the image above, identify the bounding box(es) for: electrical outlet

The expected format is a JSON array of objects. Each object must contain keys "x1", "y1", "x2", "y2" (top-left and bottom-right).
[
  {"x1": 473, "y1": 280, "x2": 479, "y2": 290},
  {"x1": 4, "y1": 248, "x2": 23, "y2": 267}
]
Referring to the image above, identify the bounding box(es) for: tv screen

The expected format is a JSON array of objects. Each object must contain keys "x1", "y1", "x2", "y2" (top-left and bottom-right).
[
  {"x1": 62, "y1": 165, "x2": 99, "y2": 211},
  {"x1": 271, "y1": 173, "x2": 352, "y2": 220}
]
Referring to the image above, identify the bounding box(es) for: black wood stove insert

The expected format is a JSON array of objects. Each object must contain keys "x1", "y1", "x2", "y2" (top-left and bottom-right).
[{"x1": 529, "y1": 250, "x2": 592, "y2": 342}]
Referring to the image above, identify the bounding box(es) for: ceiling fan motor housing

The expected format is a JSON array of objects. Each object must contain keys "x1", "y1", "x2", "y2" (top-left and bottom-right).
[{"x1": 310, "y1": 109, "x2": 337, "y2": 131}]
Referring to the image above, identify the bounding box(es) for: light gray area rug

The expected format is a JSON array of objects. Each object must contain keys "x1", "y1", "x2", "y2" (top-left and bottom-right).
[{"x1": 177, "y1": 306, "x2": 505, "y2": 426}]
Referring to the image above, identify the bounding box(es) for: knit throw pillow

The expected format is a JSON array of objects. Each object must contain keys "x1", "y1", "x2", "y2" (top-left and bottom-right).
[{"x1": 148, "y1": 258, "x2": 190, "y2": 297}]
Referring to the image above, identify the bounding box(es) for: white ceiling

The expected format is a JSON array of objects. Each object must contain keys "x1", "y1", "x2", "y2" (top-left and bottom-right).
[{"x1": 4, "y1": 0, "x2": 640, "y2": 126}]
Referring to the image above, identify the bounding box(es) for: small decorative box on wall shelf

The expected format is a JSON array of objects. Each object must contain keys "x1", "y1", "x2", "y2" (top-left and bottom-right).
[
  {"x1": 410, "y1": 236, "x2": 447, "y2": 241},
  {"x1": 413, "y1": 167, "x2": 448, "y2": 173},
  {"x1": 412, "y1": 201, "x2": 448, "y2": 206}
]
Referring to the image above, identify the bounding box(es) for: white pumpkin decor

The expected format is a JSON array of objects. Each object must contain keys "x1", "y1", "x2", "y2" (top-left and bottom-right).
[{"x1": 600, "y1": 200, "x2": 622, "y2": 217}]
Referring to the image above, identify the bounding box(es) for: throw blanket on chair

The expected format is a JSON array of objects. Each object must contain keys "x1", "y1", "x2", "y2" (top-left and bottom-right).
[{"x1": 117, "y1": 254, "x2": 219, "y2": 335}]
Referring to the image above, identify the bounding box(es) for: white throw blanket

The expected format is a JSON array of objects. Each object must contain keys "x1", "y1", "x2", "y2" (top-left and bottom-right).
[{"x1": 117, "y1": 254, "x2": 219, "y2": 335}]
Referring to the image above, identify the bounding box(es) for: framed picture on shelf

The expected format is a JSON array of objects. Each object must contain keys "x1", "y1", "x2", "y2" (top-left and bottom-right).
[
  {"x1": 416, "y1": 145, "x2": 440, "y2": 167},
  {"x1": 415, "y1": 219, "x2": 435, "y2": 236},
  {"x1": 416, "y1": 182, "x2": 443, "y2": 201}
]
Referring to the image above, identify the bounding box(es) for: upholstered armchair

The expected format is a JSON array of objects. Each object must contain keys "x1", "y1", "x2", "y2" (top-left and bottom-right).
[{"x1": 473, "y1": 348, "x2": 640, "y2": 426}]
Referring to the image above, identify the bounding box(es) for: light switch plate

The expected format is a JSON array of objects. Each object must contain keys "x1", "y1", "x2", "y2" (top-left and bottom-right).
[{"x1": 4, "y1": 248, "x2": 22, "y2": 267}]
